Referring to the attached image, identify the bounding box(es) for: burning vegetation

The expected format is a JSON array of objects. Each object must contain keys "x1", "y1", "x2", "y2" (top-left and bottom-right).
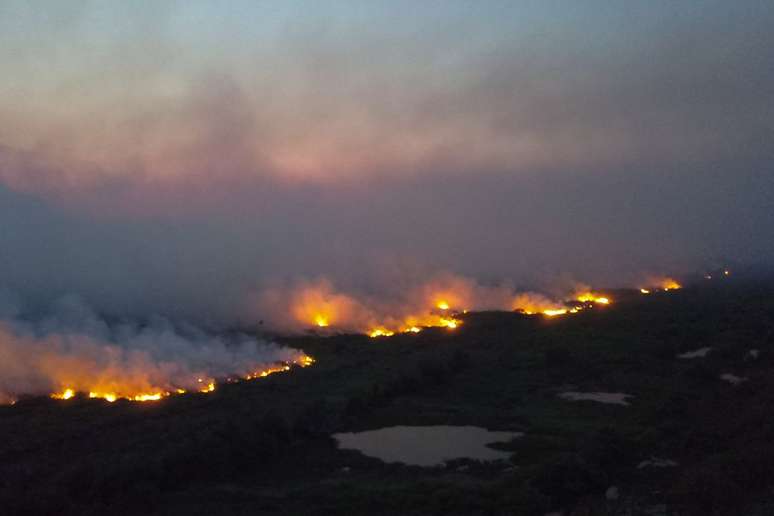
[
  {"x1": 0, "y1": 296, "x2": 314, "y2": 407},
  {"x1": 574, "y1": 292, "x2": 611, "y2": 304},
  {"x1": 256, "y1": 276, "x2": 651, "y2": 338},
  {"x1": 2, "y1": 271, "x2": 695, "y2": 407},
  {"x1": 659, "y1": 278, "x2": 682, "y2": 291},
  {"x1": 639, "y1": 277, "x2": 682, "y2": 293},
  {"x1": 47, "y1": 356, "x2": 313, "y2": 404},
  {"x1": 256, "y1": 272, "x2": 697, "y2": 339}
]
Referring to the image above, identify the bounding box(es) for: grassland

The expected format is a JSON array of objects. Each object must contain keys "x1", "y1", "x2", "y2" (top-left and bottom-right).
[{"x1": 2, "y1": 278, "x2": 773, "y2": 515}]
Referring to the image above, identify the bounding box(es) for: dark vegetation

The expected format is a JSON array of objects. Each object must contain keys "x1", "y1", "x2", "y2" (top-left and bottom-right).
[{"x1": 2, "y1": 278, "x2": 774, "y2": 515}]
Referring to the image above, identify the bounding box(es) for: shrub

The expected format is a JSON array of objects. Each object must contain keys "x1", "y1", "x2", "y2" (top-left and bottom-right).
[
  {"x1": 293, "y1": 399, "x2": 337, "y2": 436},
  {"x1": 531, "y1": 454, "x2": 606, "y2": 509},
  {"x1": 418, "y1": 359, "x2": 450, "y2": 385},
  {"x1": 671, "y1": 466, "x2": 744, "y2": 516},
  {"x1": 344, "y1": 396, "x2": 369, "y2": 417},
  {"x1": 449, "y1": 349, "x2": 471, "y2": 372}
]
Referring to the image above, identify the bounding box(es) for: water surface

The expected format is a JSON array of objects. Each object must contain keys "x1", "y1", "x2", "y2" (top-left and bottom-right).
[{"x1": 333, "y1": 425, "x2": 522, "y2": 466}]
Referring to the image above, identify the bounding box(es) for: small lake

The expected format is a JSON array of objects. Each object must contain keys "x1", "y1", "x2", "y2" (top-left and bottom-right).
[{"x1": 333, "y1": 425, "x2": 522, "y2": 466}]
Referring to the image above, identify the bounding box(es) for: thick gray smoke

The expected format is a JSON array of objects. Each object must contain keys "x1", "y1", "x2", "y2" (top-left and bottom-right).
[
  {"x1": 0, "y1": 290, "x2": 306, "y2": 404},
  {"x1": 0, "y1": 2, "x2": 772, "y2": 326}
]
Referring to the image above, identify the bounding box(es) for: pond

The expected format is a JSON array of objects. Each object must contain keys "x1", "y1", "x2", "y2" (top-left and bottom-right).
[{"x1": 333, "y1": 425, "x2": 522, "y2": 466}]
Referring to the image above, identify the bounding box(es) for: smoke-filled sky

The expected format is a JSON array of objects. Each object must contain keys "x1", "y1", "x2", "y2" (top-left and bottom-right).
[{"x1": 1, "y1": 1, "x2": 773, "y2": 324}]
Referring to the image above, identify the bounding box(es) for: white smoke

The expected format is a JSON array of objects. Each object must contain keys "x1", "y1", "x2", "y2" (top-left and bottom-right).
[
  {"x1": 245, "y1": 272, "x2": 575, "y2": 333},
  {"x1": 0, "y1": 291, "x2": 307, "y2": 404}
]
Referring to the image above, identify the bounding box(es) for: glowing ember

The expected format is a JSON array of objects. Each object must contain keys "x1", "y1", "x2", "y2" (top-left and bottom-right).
[
  {"x1": 89, "y1": 392, "x2": 118, "y2": 402},
  {"x1": 199, "y1": 381, "x2": 216, "y2": 393},
  {"x1": 369, "y1": 328, "x2": 395, "y2": 338},
  {"x1": 51, "y1": 388, "x2": 76, "y2": 400},
  {"x1": 133, "y1": 393, "x2": 163, "y2": 401},
  {"x1": 0, "y1": 394, "x2": 18, "y2": 405},
  {"x1": 512, "y1": 292, "x2": 564, "y2": 317},
  {"x1": 268, "y1": 273, "x2": 691, "y2": 339},
  {"x1": 362, "y1": 297, "x2": 469, "y2": 338},
  {"x1": 279, "y1": 277, "x2": 364, "y2": 331},
  {"x1": 40, "y1": 355, "x2": 315, "y2": 405},
  {"x1": 660, "y1": 279, "x2": 681, "y2": 291},
  {"x1": 576, "y1": 292, "x2": 611, "y2": 304},
  {"x1": 366, "y1": 317, "x2": 459, "y2": 337},
  {"x1": 244, "y1": 364, "x2": 291, "y2": 379},
  {"x1": 439, "y1": 317, "x2": 460, "y2": 329}
]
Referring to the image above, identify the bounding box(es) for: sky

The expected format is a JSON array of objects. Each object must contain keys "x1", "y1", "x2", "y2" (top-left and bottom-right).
[{"x1": 0, "y1": 1, "x2": 773, "y2": 324}]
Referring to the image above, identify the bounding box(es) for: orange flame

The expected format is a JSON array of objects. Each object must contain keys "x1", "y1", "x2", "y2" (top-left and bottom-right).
[
  {"x1": 44, "y1": 354, "x2": 314, "y2": 405},
  {"x1": 575, "y1": 292, "x2": 612, "y2": 305},
  {"x1": 438, "y1": 317, "x2": 459, "y2": 329},
  {"x1": 51, "y1": 388, "x2": 75, "y2": 400},
  {"x1": 369, "y1": 328, "x2": 395, "y2": 338},
  {"x1": 640, "y1": 277, "x2": 681, "y2": 293},
  {"x1": 660, "y1": 279, "x2": 681, "y2": 291},
  {"x1": 254, "y1": 273, "x2": 691, "y2": 339}
]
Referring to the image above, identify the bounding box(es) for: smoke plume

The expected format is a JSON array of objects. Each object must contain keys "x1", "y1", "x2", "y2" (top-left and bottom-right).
[{"x1": 0, "y1": 291, "x2": 306, "y2": 404}]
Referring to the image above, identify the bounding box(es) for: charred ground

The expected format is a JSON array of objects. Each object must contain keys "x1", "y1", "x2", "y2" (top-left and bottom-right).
[{"x1": 2, "y1": 278, "x2": 774, "y2": 515}]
